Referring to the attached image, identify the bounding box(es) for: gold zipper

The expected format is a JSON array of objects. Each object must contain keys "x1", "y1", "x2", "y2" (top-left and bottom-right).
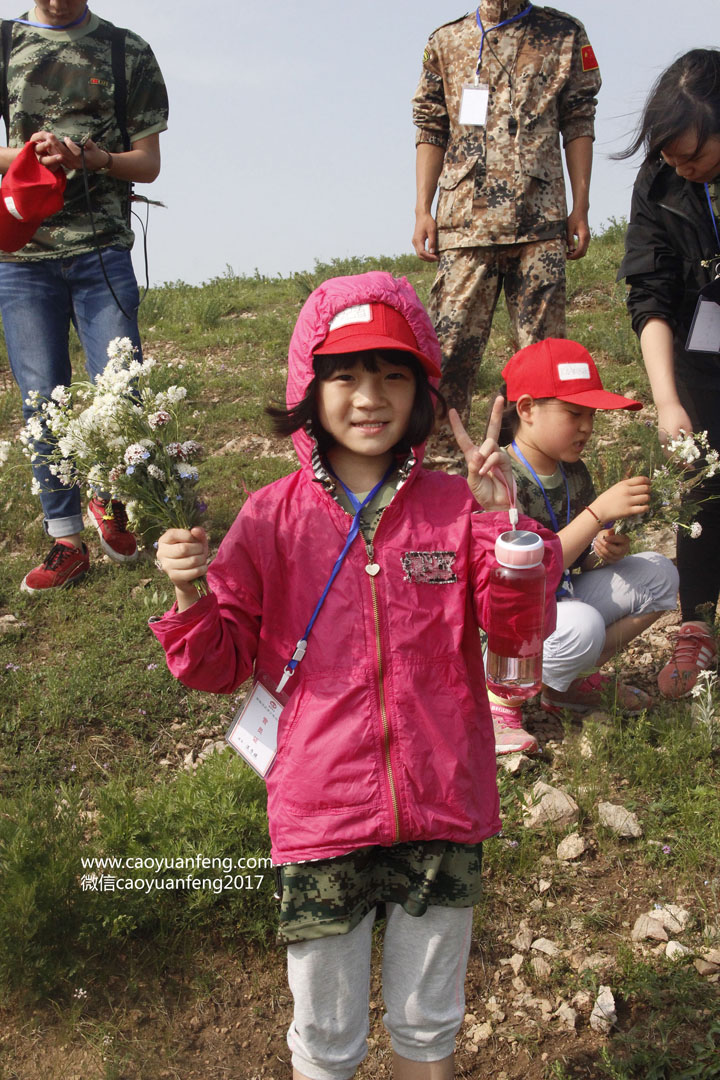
[{"x1": 365, "y1": 539, "x2": 401, "y2": 841}]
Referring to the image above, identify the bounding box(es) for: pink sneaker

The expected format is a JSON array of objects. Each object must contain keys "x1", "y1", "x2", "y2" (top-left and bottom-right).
[
  {"x1": 490, "y1": 698, "x2": 539, "y2": 756},
  {"x1": 657, "y1": 623, "x2": 717, "y2": 699},
  {"x1": 542, "y1": 672, "x2": 651, "y2": 716}
]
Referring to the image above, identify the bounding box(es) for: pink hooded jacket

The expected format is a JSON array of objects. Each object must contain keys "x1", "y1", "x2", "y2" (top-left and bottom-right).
[{"x1": 151, "y1": 272, "x2": 562, "y2": 864}]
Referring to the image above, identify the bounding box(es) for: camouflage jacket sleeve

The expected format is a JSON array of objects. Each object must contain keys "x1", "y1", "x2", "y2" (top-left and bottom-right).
[
  {"x1": 411, "y1": 26, "x2": 451, "y2": 149},
  {"x1": 554, "y1": 11, "x2": 601, "y2": 146}
]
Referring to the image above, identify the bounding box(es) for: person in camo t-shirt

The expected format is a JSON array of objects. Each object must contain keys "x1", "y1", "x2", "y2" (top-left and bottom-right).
[{"x1": 0, "y1": 1, "x2": 168, "y2": 593}]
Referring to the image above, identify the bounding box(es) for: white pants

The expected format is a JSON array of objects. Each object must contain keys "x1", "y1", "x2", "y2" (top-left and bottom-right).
[
  {"x1": 286, "y1": 903, "x2": 474, "y2": 1080},
  {"x1": 543, "y1": 552, "x2": 679, "y2": 692}
]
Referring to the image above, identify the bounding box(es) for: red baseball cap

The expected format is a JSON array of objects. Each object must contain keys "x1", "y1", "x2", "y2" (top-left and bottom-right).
[
  {"x1": 502, "y1": 339, "x2": 642, "y2": 411},
  {"x1": 0, "y1": 142, "x2": 66, "y2": 253},
  {"x1": 313, "y1": 301, "x2": 442, "y2": 378}
]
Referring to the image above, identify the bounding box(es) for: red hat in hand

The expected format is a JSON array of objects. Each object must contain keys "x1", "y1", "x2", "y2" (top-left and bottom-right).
[{"x1": 0, "y1": 142, "x2": 66, "y2": 253}]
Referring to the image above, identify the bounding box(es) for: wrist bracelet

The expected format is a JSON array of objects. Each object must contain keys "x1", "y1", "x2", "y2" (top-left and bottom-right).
[
  {"x1": 584, "y1": 504, "x2": 601, "y2": 524},
  {"x1": 96, "y1": 149, "x2": 113, "y2": 175}
]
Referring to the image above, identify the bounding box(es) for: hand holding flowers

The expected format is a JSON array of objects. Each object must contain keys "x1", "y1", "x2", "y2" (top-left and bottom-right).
[{"x1": 156, "y1": 527, "x2": 209, "y2": 611}]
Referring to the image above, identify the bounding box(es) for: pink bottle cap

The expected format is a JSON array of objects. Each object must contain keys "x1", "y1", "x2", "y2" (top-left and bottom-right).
[{"x1": 494, "y1": 529, "x2": 544, "y2": 569}]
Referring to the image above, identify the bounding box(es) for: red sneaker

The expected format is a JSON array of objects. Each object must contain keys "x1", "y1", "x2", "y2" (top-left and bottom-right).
[
  {"x1": 542, "y1": 672, "x2": 651, "y2": 716},
  {"x1": 21, "y1": 541, "x2": 89, "y2": 594},
  {"x1": 490, "y1": 696, "x2": 539, "y2": 755},
  {"x1": 657, "y1": 623, "x2": 717, "y2": 699},
  {"x1": 87, "y1": 497, "x2": 138, "y2": 563}
]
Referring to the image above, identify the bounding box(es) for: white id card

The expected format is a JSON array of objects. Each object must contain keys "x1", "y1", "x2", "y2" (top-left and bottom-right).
[
  {"x1": 459, "y1": 83, "x2": 489, "y2": 127},
  {"x1": 225, "y1": 674, "x2": 286, "y2": 778},
  {"x1": 686, "y1": 279, "x2": 720, "y2": 353}
]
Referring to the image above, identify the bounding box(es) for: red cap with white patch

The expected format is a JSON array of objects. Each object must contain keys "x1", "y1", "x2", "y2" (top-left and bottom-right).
[{"x1": 502, "y1": 339, "x2": 641, "y2": 411}]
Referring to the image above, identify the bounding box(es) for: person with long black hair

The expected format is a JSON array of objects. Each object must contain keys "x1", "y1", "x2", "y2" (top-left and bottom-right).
[{"x1": 618, "y1": 48, "x2": 720, "y2": 698}]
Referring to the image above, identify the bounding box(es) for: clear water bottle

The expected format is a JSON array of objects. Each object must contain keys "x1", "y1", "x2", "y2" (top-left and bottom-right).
[{"x1": 485, "y1": 530, "x2": 546, "y2": 701}]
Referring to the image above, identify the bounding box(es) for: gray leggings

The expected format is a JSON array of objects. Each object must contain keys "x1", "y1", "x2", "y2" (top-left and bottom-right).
[
  {"x1": 543, "y1": 551, "x2": 679, "y2": 692},
  {"x1": 286, "y1": 903, "x2": 473, "y2": 1080}
]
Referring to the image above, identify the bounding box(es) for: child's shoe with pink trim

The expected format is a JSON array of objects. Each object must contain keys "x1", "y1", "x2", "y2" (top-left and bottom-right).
[
  {"x1": 657, "y1": 622, "x2": 717, "y2": 699},
  {"x1": 542, "y1": 672, "x2": 651, "y2": 716},
  {"x1": 490, "y1": 696, "x2": 539, "y2": 755}
]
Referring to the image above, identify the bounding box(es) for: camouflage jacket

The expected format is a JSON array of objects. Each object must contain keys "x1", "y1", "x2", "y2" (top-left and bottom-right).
[
  {"x1": 412, "y1": 4, "x2": 601, "y2": 249},
  {"x1": 0, "y1": 12, "x2": 168, "y2": 260}
]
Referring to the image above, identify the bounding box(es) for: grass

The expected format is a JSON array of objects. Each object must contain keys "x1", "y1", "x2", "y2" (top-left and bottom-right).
[{"x1": 0, "y1": 227, "x2": 718, "y2": 1075}]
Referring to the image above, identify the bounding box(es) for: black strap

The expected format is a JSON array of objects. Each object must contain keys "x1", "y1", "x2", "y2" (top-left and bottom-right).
[{"x1": 1, "y1": 20, "x2": 12, "y2": 140}]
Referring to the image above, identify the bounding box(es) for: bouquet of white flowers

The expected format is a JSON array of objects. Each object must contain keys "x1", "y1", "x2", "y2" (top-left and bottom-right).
[
  {"x1": 20, "y1": 338, "x2": 207, "y2": 586},
  {"x1": 614, "y1": 430, "x2": 720, "y2": 539}
]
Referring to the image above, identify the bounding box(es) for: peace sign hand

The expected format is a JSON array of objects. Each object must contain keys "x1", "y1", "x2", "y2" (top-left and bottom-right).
[{"x1": 449, "y1": 395, "x2": 515, "y2": 510}]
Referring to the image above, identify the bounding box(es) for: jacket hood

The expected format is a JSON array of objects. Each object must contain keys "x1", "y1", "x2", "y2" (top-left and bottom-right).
[{"x1": 286, "y1": 272, "x2": 442, "y2": 467}]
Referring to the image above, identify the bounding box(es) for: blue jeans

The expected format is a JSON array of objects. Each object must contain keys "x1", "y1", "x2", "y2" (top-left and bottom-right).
[{"x1": 0, "y1": 247, "x2": 141, "y2": 538}]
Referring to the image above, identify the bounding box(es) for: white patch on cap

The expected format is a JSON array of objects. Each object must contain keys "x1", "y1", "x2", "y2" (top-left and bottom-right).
[
  {"x1": 3, "y1": 196, "x2": 24, "y2": 222},
  {"x1": 328, "y1": 304, "x2": 372, "y2": 331},
  {"x1": 557, "y1": 362, "x2": 590, "y2": 382}
]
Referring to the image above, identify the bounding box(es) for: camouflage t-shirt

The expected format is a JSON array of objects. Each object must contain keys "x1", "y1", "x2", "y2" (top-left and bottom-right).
[
  {"x1": 0, "y1": 12, "x2": 168, "y2": 259},
  {"x1": 277, "y1": 841, "x2": 484, "y2": 944},
  {"x1": 509, "y1": 449, "x2": 596, "y2": 569}
]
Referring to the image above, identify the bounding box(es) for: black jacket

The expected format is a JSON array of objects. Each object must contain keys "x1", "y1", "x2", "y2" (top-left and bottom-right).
[{"x1": 618, "y1": 159, "x2": 719, "y2": 386}]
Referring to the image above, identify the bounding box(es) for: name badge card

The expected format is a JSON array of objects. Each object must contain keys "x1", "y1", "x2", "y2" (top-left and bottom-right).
[
  {"x1": 226, "y1": 674, "x2": 287, "y2": 778},
  {"x1": 686, "y1": 277, "x2": 720, "y2": 354},
  {"x1": 459, "y1": 83, "x2": 489, "y2": 127}
]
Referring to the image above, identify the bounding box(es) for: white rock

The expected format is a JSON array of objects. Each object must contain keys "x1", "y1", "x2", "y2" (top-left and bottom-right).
[
  {"x1": 654, "y1": 904, "x2": 691, "y2": 934},
  {"x1": 557, "y1": 832, "x2": 588, "y2": 861},
  {"x1": 631, "y1": 913, "x2": 668, "y2": 942},
  {"x1": 499, "y1": 752, "x2": 534, "y2": 775},
  {"x1": 579, "y1": 734, "x2": 593, "y2": 760},
  {"x1": 537, "y1": 878, "x2": 553, "y2": 893},
  {"x1": 590, "y1": 986, "x2": 616, "y2": 1034},
  {"x1": 665, "y1": 940, "x2": 693, "y2": 960},
  {"x1": 469, "y1": 1021, "x2": 493, "y2": 1043},
  {"x1": 555, "y1": 1002, "x2": 578, "y2": 1030},
  {"x1": 578, "y1": 952, "x2": 615, "y2": 974},
  {"x1": 531, "y1": 937, "x2": 560, "y2": 958},
  {"x1": 571, "y1": 990, "x2": 592, "y2": 1015},
  {"x1": 510, "y1": 920, "x2": 533, "y2": 952},
  {"x1": 183, "y1": 749, "x2": 196, "y2": 769},
  {"x1": 509, "y1": 953, "x2": 524, "y2": 976},
  {"x1": 530, "y1": 956, "x2": 552, "y2": 979},
  {"x1": 598, "y1": 801, "x2": 643, "y2": 838},
  {"x1": 524, "y1": 781, "x2": 580, "y2": 831}
]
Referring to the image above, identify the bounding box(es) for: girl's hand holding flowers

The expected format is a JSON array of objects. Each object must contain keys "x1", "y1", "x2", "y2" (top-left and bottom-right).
[
  {"x1": 593, "y1": 476, "x2": 651, "y2": 523},
  {"x1": 591, "y1": 529, "x2": 629, "y2": 566},
  {"x1": 157, "y1": 527, "x2": 209, "y2": 610},
  {"x1": 449, "y1": 396, "x2": 515, "y2": 510}
]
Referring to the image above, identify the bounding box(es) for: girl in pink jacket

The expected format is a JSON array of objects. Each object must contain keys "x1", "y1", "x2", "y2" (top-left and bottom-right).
[{"x1": 152, "y1": 272, "x2": 561, "y2": 1080}]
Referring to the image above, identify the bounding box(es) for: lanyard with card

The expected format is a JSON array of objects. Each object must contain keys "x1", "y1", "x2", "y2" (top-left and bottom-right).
[
  {"x1": 460, "y1": 4, "x2": 532, "y2": 127},
  {"x1": 225, "y1": 464, "x2": 394, "y2": 776},
  {"x1": 685, "y1": 183, "x2": 720, "y2": 355}
]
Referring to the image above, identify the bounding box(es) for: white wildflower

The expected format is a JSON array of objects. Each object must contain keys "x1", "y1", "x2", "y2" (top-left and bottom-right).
[
  {"x1": 166, "y1": 442, "x2": 183, "y2": 458},
  {"x1": 165, "y1": 385, "x2": 187, "y2": 405},
  {"x1": 148, "y1": 409, "x2": 171, "y2": 429},
  {"x1": 50, "y1": 385, "x2": 71, "y2": 405},
  {"x1": 174, "y1": 463, "x2": 199, "y2": 482},
  {"x1": 124, "y1": 443, "x2": 151, "y2": 466},
  {"x1": 106, "y1": 337, "x2": 135, "y2": 362},
  {"x1": 30, "y1": 477, "x2": 42, "y2": 495},
  {"x1": 0, "y1": 440, "x2": 11, "y2": 466},
  {"x1": 181, "y1": 440, "x2": 202, "y2": 457},
  {"x1": 147, "y1": 464, "x2": 164, "y2": 480},
  {"x1": 690, "y1": 521, "x2": 703, "y2": 539}
]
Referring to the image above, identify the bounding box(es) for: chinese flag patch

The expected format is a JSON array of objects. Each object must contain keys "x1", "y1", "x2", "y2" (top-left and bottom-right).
[{"x1": 581, "y1": 44, "x2": 599, "y2": 72}]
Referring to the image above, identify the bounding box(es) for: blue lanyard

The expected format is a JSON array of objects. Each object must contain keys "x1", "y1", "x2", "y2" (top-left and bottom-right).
[
  {"x1": 475, "y1": 4, "x2": 532, "y2": 72},
  {"x1": 276, "y1": 463, "x2": 394, "y2": 692},
  {"x1": 12, "y1": 6, "x2": 88, "y2": 29},
  {"x1": 704, "y1": 183, "x2": 720, "y2": 253},
  {"x1": 512, "y1": 441, "x2": 574, "y2": 597},
  {"x1": 511, "y1": 441, "x2": 570, "y2": 532}
]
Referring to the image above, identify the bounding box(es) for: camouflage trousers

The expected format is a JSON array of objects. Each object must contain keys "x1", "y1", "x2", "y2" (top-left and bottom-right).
[{"x1": 428, "y1": 237, "x2": 567, "y2": 424}]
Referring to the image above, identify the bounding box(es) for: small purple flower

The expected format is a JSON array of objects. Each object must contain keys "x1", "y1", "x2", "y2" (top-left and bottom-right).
[
  {"x1": 147, "y1": 663, "x2": 158, "y2": 670},
  {"x1": 662, "y1": 844, "x2": 672, "y2": 855}
]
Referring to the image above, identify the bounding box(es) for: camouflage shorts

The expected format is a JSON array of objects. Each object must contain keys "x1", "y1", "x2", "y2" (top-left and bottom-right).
[
  {"x1": 276, "y1": 840, "x2": 483, "y2": 943},
  {"x1": 428, "y1": 237, "x2": 567, "y2": 423}
]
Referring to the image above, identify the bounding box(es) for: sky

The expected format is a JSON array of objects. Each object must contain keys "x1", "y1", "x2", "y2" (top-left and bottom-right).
[{"x1": 3, "y1": 2, "x2": 715, "y2": 285}]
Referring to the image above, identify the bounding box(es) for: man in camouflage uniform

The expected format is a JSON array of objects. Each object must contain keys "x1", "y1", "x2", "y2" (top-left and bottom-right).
[
  {"x1": 0, "y1": 1, "x2": 168, "y2": 592},
  {"x1": 412, "y1": 1, "x2": 601, "y2": 429}
]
